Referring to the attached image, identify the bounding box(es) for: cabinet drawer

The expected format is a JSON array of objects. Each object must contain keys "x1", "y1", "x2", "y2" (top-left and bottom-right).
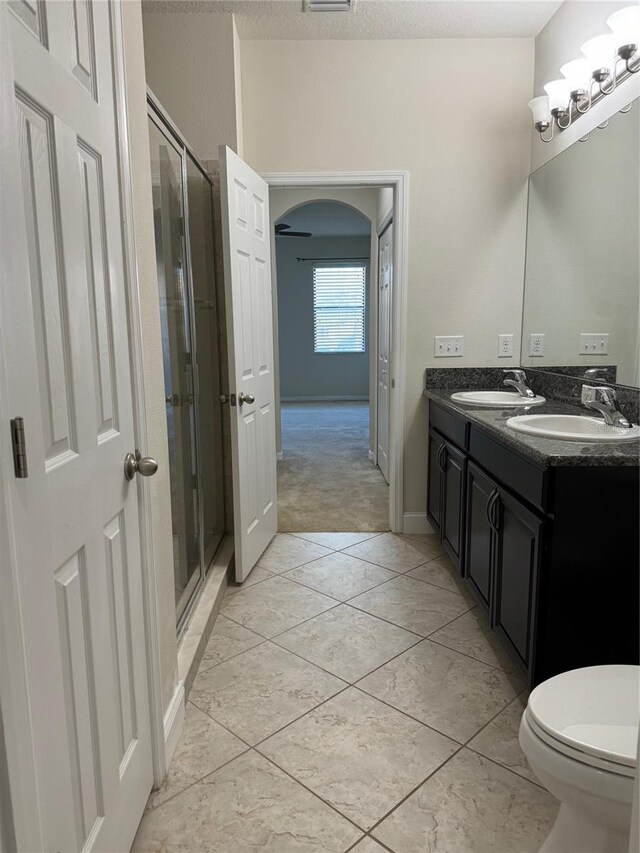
[
  {"x1": 429, "y1": 402, "x2": 468, "y2": 451},
  {"x1": 469, "y1": 426, "x2": 550, "y2": 513}
]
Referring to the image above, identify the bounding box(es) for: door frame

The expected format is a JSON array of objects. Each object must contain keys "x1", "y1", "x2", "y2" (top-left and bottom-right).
[
  {"x1": 262, "y1": 171, "x2": 409, "y2": 533},
  {"x1": 376, "y1": 215, "x2": 393, "y2": 481},
  {"x1": 0, "y1": 4, "x2": 167, "y2": 847}
]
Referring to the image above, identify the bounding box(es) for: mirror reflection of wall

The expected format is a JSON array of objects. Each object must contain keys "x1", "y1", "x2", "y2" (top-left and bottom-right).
[{"x1": 521, "y1": 99, "x2": 640, "y2": 388}]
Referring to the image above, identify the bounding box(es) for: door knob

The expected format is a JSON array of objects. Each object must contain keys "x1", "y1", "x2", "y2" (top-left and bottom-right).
[
  {"x1": 124, "y1": 451, "x2": 159, "y2": 481},
  {"x1": 238, "y1": 392, "x2": 255, "y2": 406}
]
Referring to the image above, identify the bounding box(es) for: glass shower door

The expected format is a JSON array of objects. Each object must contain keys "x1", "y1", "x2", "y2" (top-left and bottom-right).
[
  {"x1": 186, "y1": 155, "x2": 225, "y2": 567},
  {"x1": 148, "y1": 119, "x2": 202, "y2": 620}
]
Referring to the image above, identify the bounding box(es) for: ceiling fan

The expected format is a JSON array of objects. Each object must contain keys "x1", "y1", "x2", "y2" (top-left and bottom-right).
[{"x1": 275, "y1": 222, "x2": 312, "y2": 238}]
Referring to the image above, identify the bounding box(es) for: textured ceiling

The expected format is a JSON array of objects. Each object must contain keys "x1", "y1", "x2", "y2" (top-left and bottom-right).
[
  {"x1": 142, "y1": 0, "x2": 562, "y2": 40},
  {"x1": 276, "y1": 201, "x2": 370, "y2": 237}
]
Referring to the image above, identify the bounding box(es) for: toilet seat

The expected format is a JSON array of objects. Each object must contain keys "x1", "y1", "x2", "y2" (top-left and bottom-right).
[{"x1": 526, "y1": 665, "x2": 639, "y2": 778}]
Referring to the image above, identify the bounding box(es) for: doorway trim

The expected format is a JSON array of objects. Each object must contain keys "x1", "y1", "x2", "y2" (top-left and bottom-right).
[{"x1": 262, "y1": 171, "x2": 409, "y2": 533}]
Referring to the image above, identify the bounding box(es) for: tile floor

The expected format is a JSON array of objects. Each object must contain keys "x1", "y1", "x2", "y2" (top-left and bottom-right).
[{"x1": 133, "y1": 532, "x2": 559, "y2": 853}]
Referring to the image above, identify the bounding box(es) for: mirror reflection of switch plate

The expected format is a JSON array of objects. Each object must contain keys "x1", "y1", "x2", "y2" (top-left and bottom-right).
[
  {"x1": 529, "y1": 333, "x2": 545, "y2": 356},
  {"x1": 580, "y1": 333, "x2": 609, "y2": 355}
]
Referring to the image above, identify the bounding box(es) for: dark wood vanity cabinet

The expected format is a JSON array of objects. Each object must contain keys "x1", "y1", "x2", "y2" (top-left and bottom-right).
[
  {"x1": 427, "y1": 429, "x2": 466, "y2": 570},
  {"x1": 464, "y1": 463, "x2": 495, "y2": 612},
  {"x1": 491, "y1": 488, "x2": 543, "y2": 672},
  {"x1": 427, "y1": 400, "x2": 639, "y2": 687},
  {"x1": 464, "y1": 462, "x2": 544, "y2": 672}
]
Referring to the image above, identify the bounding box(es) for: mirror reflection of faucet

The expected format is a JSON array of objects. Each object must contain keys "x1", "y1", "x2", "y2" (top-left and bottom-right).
[{"x1": 583, "y1": 368, "x2": 610, "y2": 381}]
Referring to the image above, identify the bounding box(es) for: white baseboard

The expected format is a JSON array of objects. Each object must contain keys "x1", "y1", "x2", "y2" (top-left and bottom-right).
[
  {"x1": 163, "y1": 681, "x2": 185, "y2": 769},
  {"x1": 402, "y1": 512, "x2": 437, "y2": 535},
  {"x1": 281, "y1": 396, "x2": 369, "y2": 402}
]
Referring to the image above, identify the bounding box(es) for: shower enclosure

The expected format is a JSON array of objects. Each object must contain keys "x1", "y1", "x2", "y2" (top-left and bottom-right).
[{"x1": 148, "y1": 96, "x2": 225, "y2": 629}]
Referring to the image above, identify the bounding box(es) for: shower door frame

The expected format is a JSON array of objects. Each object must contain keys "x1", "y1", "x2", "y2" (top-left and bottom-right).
[{"x1": 147, "y1": 91, "x2": 225, "y2": 631}]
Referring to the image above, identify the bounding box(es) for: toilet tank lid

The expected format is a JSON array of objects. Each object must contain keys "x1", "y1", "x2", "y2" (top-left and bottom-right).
[{"x1": 528, "y1": 665, "x2": 639, "y2": 768}]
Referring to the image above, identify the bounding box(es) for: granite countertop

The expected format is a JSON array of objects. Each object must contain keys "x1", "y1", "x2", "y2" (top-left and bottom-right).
[{"x1": 424, "y1": 388, "x2": 640, "y2": 468}]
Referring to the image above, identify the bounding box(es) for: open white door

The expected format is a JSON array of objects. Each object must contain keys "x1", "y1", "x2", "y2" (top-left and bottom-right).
[
  {"x1": 0, "y1": 2, "x2": 152, "y2": 850},
  {"x1": 377, "y1": 220, "x2": 393, "y2": 483},
  {"x1": 219, "y1": 146, "x2": 277, "y2": 581}
]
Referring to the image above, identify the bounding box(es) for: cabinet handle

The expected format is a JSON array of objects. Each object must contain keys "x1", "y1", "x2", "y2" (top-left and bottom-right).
[
  {"x1": 486, "y1": 489, "x2": 499, "y2": 533},
  {"x1": 437, "y1": 443, "x2": 447, "y2": 473},
  {"x1": 489, "y1": 491, "x2": 501, "y2": 533}
]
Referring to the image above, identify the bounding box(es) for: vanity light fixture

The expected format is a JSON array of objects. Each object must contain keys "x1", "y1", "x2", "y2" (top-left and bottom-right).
[{"x1": 529, "y1": 5, "x2": 639, "y2": 142}]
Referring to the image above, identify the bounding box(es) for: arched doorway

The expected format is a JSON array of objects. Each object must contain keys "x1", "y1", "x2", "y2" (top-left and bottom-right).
[{"x1": 273, "y1": 198, "x2": 389, "y2": 531}]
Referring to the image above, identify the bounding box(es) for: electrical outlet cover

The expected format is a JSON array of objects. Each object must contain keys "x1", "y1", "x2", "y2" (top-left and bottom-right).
[
  {"x1": 529, "y1": 333, "x2": 545, "y2": 357},
  {"x1": 498, "y1": 334, "x2": 514, "y2": 357}
]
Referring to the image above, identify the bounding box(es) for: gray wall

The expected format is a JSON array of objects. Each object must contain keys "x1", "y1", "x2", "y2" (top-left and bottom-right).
[{"x1": 276, "y1": 235, "x2": 371, "y2": 400}]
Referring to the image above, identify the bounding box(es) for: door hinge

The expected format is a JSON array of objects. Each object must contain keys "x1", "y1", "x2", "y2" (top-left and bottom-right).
[{"x1": 10, "y1": 417, "x2": 28, "y2": 478}]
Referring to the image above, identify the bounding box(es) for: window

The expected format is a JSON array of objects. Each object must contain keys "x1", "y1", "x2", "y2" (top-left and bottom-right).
[{"x1": 313, "y1": 265, "x2": 366, "y2": 353}]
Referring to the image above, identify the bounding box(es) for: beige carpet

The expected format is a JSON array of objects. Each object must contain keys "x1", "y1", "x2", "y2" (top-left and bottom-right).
[{"x1": 277, "y1": 402, "x2": 389, "y2": 532}]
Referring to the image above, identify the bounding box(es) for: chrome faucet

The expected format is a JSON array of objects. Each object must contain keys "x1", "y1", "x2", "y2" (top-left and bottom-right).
[
  {"x1": 581, "y1": 385, "x2": 631, "y2": 428},
  {"x1": 503, "y1": 369, "x2": 536, "y2": 399}
]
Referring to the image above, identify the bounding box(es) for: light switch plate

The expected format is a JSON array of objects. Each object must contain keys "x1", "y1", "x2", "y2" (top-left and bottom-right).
[
  {"x1": 580, "y1": 333, "x2": 609, "y2": 356},
  {"x1": 434, "y1": 335, "x2": 464, "y2": 357},
  {"x1": 529, "y1": 333, "x2": 545, "y2": 357},
  {"x1": 498, "y1": 334, "x2": 514, "y2": 357}
]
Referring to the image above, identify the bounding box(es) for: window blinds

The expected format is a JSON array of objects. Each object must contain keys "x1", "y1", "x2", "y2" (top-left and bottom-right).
[{"x1": 313, "y1": 265, "x2": 366, "y2": 353}]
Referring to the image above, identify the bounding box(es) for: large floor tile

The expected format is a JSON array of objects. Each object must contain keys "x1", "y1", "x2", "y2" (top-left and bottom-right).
[
  {"x1": 221, "y1": 575, "x2": 338, "y2": 638},
  {"x1": 285, "y1": 552, "x2": 396, "y2": 601},
  {"x1": 257, "y1": 533, "x2": 332, "y2": 573},
  {"x1": 225, "y1": 566, "x2": 274, "y2": 596},
  {"x1": 146, "y1": 703, "x2": 246, "y2": 810},
  {"x1": 133, "y1": 751, "x2": 362, "y2": 852},
  {"x1": 274, "y1": 605, "x2": 420, "y2": 683},
  {"x1": 349, "y1": 576, "x2": 471, "y2": 636},
  {"x1": 259, "y1": 688, "x2": 458, "y2": 831},
  {"x1": 292, "y1": 532, "x2": 381, "y2": 550},
  {"x1": 351, "y1": 839, "x2": 388, "y2": 852},
  {"x1": 428, "y1": 608, "x2": 519, "y2": 674},
  {"x1": 357, "y1": 640, "x2": 522, "y2": 742},
  {"x1": 373, "y1": 748, "x2": 558, "y2": 853},
  {"x1": 468, "y1": 693, "x2": 538, "y2": 784},
  {"x1": 189, "y1": 642, "x2": 345, "y2": 745},
  {"x1": 343, "y1": 533, "x2": 444, "y2": 572},
  {"x1": 198, "y1": 615, "x2": 264, "y2": 672},
  {"x1": 406, "y1": 555, "x2": 475, "y2": 602}
]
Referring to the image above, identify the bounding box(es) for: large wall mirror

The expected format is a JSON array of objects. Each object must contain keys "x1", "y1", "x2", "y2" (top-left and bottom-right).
[{"x1": 521, "y1": 100, "x2": 639, "y2": 388}]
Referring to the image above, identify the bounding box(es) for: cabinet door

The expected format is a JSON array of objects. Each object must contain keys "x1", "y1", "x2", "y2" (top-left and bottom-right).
[
  {"x1": 465, "y1": 463, "x2": 497, "y2": 612},
  {"x1": 492, "y1": 489, "x2": 543, "y2": 671},
  {"x1": 442, "y1": 442, "x2": 466, "y2": 571},
  {"x1": 427, "y1": 429, "x2": 444, "y2": 533}
]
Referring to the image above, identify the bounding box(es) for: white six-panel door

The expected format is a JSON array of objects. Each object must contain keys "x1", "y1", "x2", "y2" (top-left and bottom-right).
[
  {"x1": 2, "y1": 2, "x2": 152, "y2": 850},
  {"x1": 219, "y1": 146, "x2": 277, "y2": 581},
  {"x1": 377, "y1": 221, "x2": 393, "y2": 483}
]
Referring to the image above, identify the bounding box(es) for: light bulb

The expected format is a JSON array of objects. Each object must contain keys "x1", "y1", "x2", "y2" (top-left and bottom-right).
[
  {"x1": 581, "y1": 34, "x2": 616, "y2": 77},
  {"x1": 607, "y1": 6, "x2": 640, "y2": 51},
  {"x1": 543, "y1": 79, "x2": 571, "y2": 113},
  {"x1": 528, "y1": 96, "x2": 551, "y2": 128},
  {"x1": 560, "y1": 58, "x2": 592, "y2": 95}
]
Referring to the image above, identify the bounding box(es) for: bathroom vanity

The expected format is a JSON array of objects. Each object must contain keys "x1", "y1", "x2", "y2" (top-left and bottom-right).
[{"x1": 425, "y1": 387, "x2": 639, "y2": 688}]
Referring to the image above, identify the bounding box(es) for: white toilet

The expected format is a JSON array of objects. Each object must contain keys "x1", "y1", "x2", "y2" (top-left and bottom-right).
[{"x1": 519, "y1": 665, "x2": 639, "y2": 853}]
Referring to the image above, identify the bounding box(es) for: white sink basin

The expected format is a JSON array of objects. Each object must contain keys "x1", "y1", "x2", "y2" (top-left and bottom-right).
[
  {"x1": 450, "y1": 390, "x2": 546, "y2": 408},
  {"x1": 507, "y1": 414, "x2": 640, "y2": 442}
]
